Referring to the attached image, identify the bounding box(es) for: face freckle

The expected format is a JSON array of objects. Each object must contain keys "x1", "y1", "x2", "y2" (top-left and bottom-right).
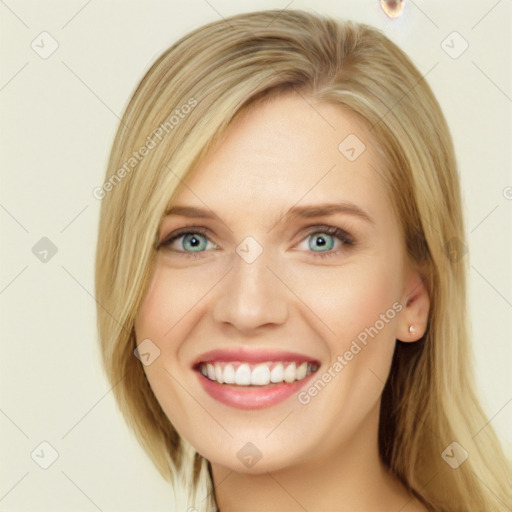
[{"x1": 134, "y1": 92, "x2": 411, "y2": 474}]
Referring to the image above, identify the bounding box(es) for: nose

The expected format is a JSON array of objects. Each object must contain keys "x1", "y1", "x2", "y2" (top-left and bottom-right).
[{"x1": 212, "y1": 250, "x2": 288, "y2": 332}]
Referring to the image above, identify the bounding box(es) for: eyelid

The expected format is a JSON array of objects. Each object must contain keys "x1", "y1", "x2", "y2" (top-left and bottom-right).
[
  {"x1": 300, "y1": 224, "x2": 354, "y2": 243},
  {"x1": 158, "y1": 225, "x2": 213, "y2": 249}
]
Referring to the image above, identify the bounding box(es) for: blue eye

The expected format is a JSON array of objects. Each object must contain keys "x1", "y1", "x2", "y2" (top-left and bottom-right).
[
  {"x1": 160, "y1": 228, "x2": 218, "y2": 254},
  {"x1": 180, "y1": 233, "x2": 208, "y2": 251},
  {"x1": 299, "y1": 226, "x2": 354, "y2": 258},
  {"x1": 308, "y1": 232, "x2": 335, "y2": 252},
  {"x1": 158, "y1": 225, "x2": 354, "y2": 259}
]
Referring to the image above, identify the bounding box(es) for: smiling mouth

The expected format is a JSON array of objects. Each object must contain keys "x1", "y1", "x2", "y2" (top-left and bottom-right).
[{"x1": 195, "y1": 361, "x2": 320, "y2": 386}]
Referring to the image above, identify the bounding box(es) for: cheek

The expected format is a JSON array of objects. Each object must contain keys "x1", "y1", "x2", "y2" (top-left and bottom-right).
[
  {"x1": 133, "y1": 265, "x2": 200, "y2": 435},
  {"x1": 291, "y1": 257, "x2": 403, "y2": 348},
  {"x1": 133, "y1": 265, "x2": 188, "y2": 395},
  {"x1": 293, "y1": 255, "x2": 402, "y2": 403},
  {"x1": 291, "y1": 260, "x2": 402, "y2": 441},
  {"x1": 135, "y1": 261, "x2": 213, "y2": 344},
  {"x1": 136, "y1": 265, "x2": 183, "y2": 339}
]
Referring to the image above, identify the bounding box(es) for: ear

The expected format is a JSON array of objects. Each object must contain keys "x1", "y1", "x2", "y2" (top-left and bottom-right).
[{"x1": 397, "y1": 267, "x2": 430, "y2": 342}]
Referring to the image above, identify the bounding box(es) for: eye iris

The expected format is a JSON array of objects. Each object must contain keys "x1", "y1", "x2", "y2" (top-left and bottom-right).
[
  {"x1": 309, "y1": 232, "x2": 334, "y2": 252},
  {"x1": 183, "y1": 233, "x2": 206, "y2": 251},
  {"x1": 176, "y1": 231, "x2": 339, "y2": 253}
]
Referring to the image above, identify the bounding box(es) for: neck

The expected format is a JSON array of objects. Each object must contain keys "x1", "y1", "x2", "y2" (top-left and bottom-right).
[{"x1": 210, "y1": 403, "x2": 420, "y2": 512}]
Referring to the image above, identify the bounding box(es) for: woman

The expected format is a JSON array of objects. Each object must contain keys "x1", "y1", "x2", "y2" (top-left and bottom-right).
[{"x1": 95, "y1": 9, "x2": 511, "y2": 511}]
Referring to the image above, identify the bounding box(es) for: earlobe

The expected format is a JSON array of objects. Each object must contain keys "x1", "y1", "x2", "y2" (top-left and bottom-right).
[{"x1": 397, "y1": 268, "x2": 430, "y2": 342}]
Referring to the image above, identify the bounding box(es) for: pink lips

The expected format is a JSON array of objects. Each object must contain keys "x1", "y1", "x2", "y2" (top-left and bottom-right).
[
  {"x1": 192, "y1": 348, "x2": 317, "y2": 366},
  {"x1": 193, "y1": 348, "x2": 320, "y2": 410}
]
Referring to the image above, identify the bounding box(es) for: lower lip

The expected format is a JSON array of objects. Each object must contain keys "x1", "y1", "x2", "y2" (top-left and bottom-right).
[{"x1": 196, "y1": 371, "x2": 317, "y2": 409}]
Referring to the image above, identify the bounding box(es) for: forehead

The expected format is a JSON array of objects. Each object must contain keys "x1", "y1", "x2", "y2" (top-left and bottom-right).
[{"x1": 170, "y1": 93, "x2": 391, "y2": 225}]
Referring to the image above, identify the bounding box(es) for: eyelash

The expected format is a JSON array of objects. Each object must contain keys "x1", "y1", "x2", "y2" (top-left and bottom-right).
[{"x1": 158, "y1": 224, "x2": 355, "y2": 260}]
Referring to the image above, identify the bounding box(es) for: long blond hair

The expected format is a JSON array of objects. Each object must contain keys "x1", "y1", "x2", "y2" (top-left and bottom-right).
[{"x1": 95, "y1": 9, "x2": 511, "y2": 511}]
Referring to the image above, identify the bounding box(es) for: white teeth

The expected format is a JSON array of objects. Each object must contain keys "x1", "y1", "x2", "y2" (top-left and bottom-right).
[
  {"x1": 207, "y1": 363, "x2": 215, "y2": 380},
  {"x1": 200, "y1": 361, "x2": 317, "y2": 386},
  {"x1": 214, "y1": 364, "x2": 224, "y2": 384},
  {"x1": 283, "y1": 362, "x2": 296, "y2": 383},
  {"x1": 235, "y1": 363, "x2": 251, "y2": 385},
  {"x1": 296, "y1": 361, "x2": 307, "y2": 380},
  {"x1": 223, "y1": 363, "x2": 235, "y2": 384},
  {"x1": 270, "y1": 363, "x2": 284, "y2": 383},
  {"x1": 250, "y1": 364, "x2": 271, "y2": 385}
]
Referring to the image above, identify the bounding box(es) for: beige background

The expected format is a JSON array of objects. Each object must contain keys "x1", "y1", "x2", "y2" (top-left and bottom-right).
[{"x1": 1, "y1": 1, "x2": 511, "y2": 510}]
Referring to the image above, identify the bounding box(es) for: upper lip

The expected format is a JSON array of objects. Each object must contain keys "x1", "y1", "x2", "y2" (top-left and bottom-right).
[{"x1": 192, "y1": 348, "x2": 320, "y2": 368}]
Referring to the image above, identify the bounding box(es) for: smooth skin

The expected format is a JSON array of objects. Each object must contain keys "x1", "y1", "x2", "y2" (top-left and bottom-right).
[{"x1": 135, "y1": 93, "x2": 430, "y2": 511}]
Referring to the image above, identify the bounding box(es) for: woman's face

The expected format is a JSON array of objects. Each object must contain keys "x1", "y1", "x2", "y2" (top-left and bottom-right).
[{"x1": 134, "y1": 93, "x2": 425, "y2": 473}]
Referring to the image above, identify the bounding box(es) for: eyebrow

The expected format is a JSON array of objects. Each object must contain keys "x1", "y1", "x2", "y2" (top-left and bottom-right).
[{"x1": 164, "y1": 202, "x2": 374, "y2": 224}]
